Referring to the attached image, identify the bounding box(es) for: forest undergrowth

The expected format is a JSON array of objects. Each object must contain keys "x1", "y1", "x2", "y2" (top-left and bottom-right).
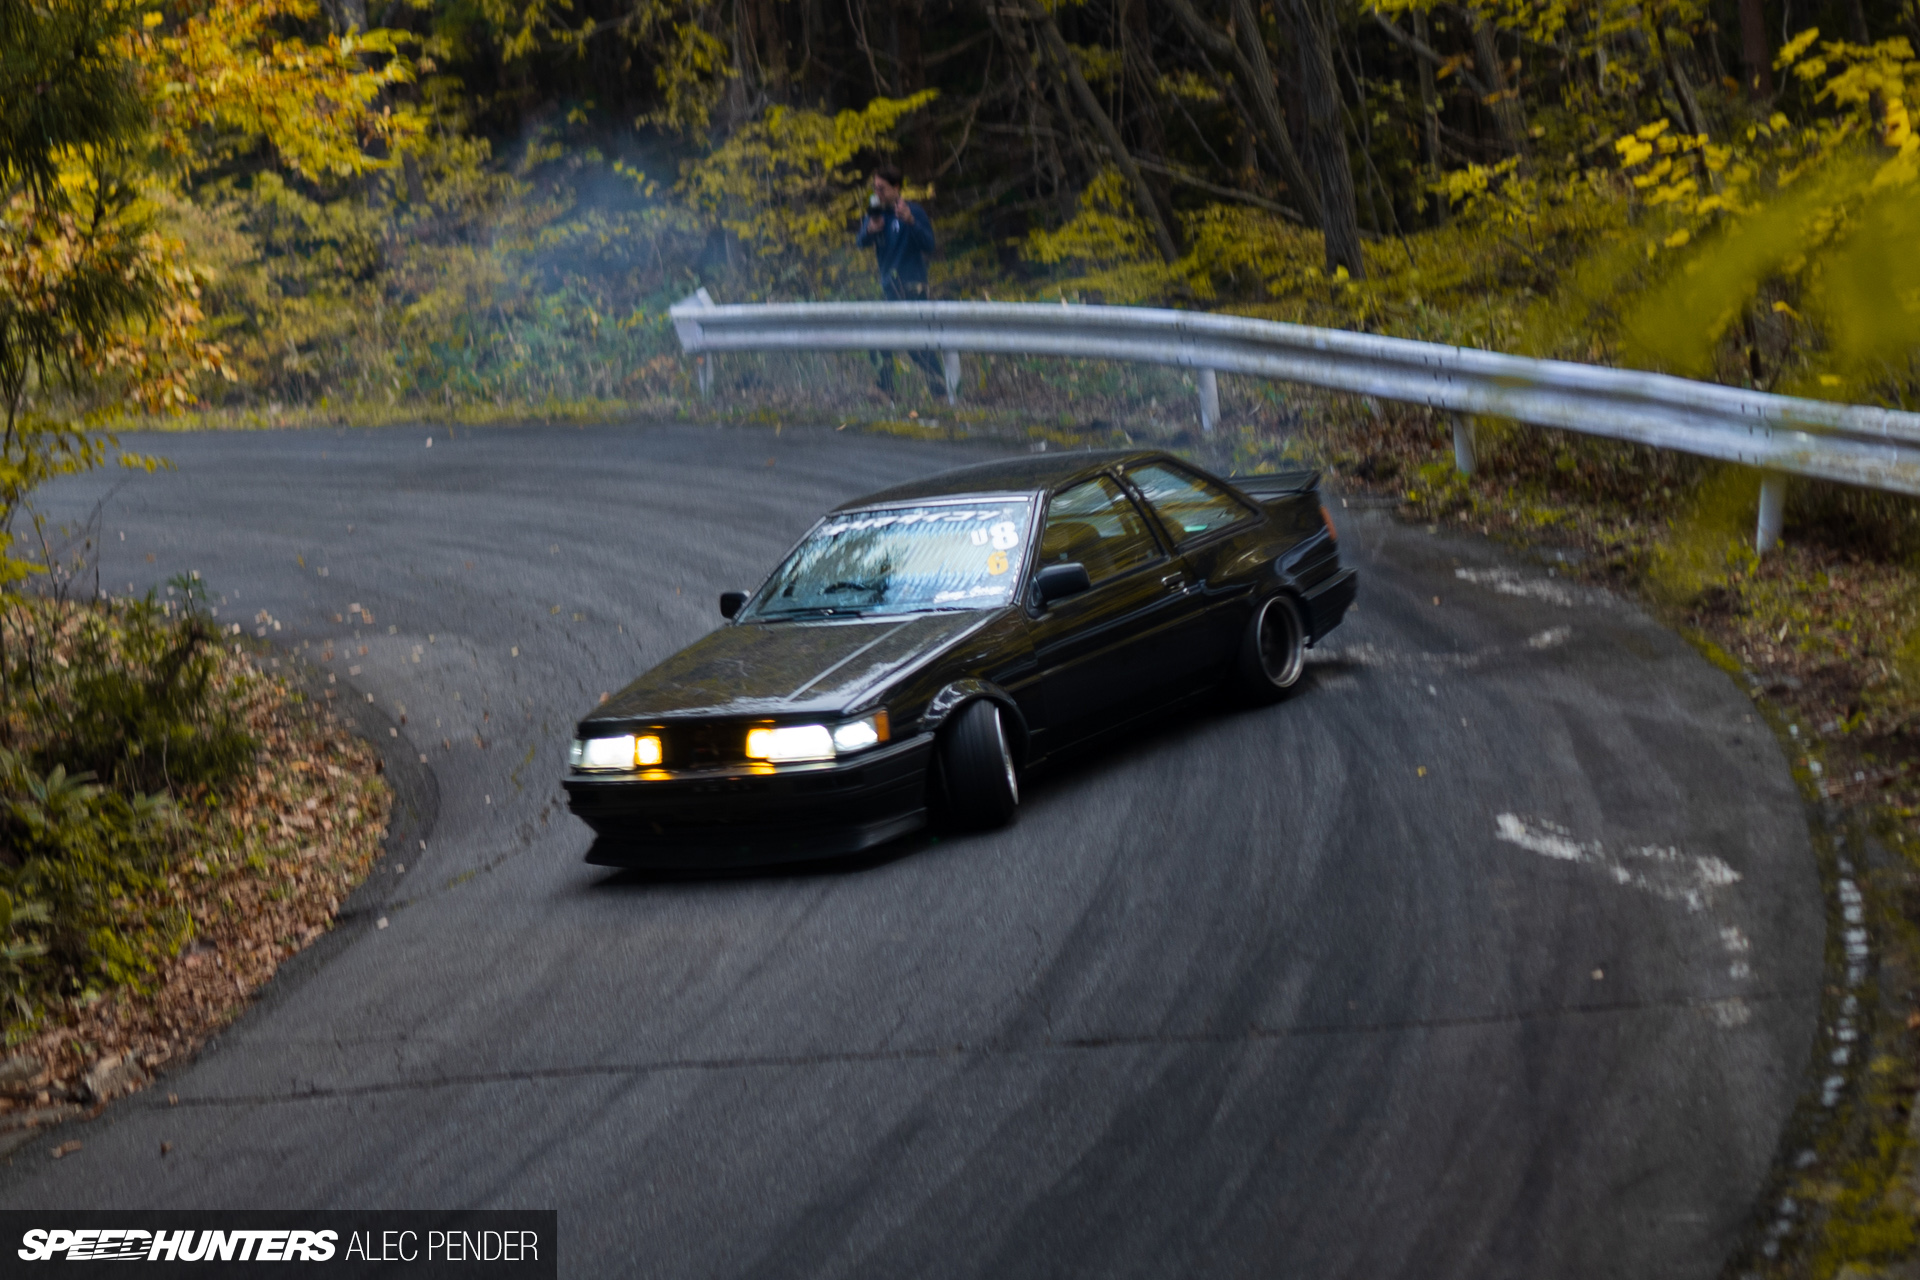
[{"x1": 0, "y1": 581, "x2": 388, "y2": 1152}]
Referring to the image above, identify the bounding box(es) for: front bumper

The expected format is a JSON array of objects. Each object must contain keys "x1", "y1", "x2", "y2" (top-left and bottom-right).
[{"x1": 562, "y1": 732, "x2": 936, "y2": 868}]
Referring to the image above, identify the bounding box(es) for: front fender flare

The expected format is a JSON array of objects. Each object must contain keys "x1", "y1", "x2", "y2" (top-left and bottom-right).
[{"x1": 923, "y1": 679, "x2": 1030, "y2": 766}]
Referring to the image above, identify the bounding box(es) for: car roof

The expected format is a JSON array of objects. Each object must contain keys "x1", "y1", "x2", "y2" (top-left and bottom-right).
[{"x1": 836, "y1": 449, "x2": 1173, "y2": 510}]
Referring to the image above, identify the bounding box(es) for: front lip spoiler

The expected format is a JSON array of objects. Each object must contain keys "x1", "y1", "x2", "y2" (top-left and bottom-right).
[{"x1": 583, "y1": 811, "x2": 927, "y2": 870}]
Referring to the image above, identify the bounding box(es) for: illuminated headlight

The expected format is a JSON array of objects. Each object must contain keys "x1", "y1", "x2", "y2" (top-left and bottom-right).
[
  {"x1": 745, "y1": 724, "x2": 834, "y2": 762},
  {"x1": 832, "y1": 710, "x2": 890, "y2": 754},
  {"x1": 570, "y1": 734, "x2": 662, "y2": 771},
  {"x1": 744, "y1": 712, "x2": 890, "y2": 763}
]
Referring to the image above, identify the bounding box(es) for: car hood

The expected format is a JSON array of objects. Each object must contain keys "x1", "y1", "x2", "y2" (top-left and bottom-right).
[{"x1": 592, "y1": 612, "x2": 993, "y2": 721}]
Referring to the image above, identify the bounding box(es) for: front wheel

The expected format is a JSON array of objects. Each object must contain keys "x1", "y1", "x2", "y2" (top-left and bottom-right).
[
  {"x1": 940, "y1": 700, "x2": 1020, "y2": 830},
  {"x1": 1237, "y1": 594, "x2": 1306, "y2": 702}
]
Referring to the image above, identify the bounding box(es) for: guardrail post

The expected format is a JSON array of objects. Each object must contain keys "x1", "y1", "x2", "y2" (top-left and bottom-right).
[
  {"x1": 941, "y1": 351, "x2": 960, "y2": 406},
  {"x1": 1451, "y1": 414, "x2": 1476, "y2": 475},
  {"x1": 1756, "y1": 472, "x2": 1786, "y2": 553},
  {"x1": 1197, "y1": 369, "x2": 1219, "y2": 433},
  {"x1": 696, "y1": 355, "x2": 713, "y2": 400}
]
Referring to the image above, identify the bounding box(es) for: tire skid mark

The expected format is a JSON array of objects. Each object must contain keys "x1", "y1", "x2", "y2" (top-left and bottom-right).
[{"x1": 170, "y1": 987, "x2": 1817, "y2": 1109}]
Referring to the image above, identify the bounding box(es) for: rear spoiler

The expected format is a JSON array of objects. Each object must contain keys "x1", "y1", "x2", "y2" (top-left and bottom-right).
[{"x1": 1229, "y1": 468, "x2": 1321, "y2": 503}]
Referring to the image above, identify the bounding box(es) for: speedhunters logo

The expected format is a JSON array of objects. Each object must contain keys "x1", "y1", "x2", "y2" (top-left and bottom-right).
[
  {"x1": 21, "y1": 1228, "x2": 340, "y2": 1260},
  {"x1": 2, "y1": 1213, "x2": 555, "y2": 1277}
]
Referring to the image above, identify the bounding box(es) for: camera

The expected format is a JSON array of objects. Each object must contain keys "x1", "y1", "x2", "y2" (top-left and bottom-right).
[{"x1": 866, "y1": 193, "x2": 886, "y2": 224}]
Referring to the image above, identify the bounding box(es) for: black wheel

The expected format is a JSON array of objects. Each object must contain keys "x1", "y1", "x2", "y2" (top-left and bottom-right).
[
  {"x1": 1237, "y1": 594, "x2": 1306, "y2": 702},
  {"x1": 941, "y1": 700, "x2": 1020, "y2": 830}
]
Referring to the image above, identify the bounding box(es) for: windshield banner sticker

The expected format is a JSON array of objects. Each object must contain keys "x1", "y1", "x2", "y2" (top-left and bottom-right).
[
  {"x1": 751, "y1": 502, "x2": 1035, "y2": 620},
  {"x1": 819, "y1": 508, "x2": 1016, "y2": 538}
]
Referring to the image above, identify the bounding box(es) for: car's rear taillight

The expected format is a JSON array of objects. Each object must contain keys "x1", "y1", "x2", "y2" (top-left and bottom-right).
[{"x1": 1320, "y1": 505, "x2": 1337, "y2": 541}]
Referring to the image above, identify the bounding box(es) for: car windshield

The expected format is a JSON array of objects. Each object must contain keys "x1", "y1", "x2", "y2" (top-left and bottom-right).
[{"x1": 745, "y1": 499, "x2": 1035, "y2": 620}]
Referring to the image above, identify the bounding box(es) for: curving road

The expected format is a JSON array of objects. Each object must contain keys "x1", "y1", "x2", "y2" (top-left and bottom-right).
[{"x1": 3, "y1": 424, "x2": 1820, "y2": 1278}]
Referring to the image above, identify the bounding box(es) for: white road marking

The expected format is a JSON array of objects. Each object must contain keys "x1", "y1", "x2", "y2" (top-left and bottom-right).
[
  {"x1": 1494, "y1": 814, "x2": 1756, "y2": 1016},
  {"x1": 1494, "y1": 813, "x2": 1742, "y2": 913},
  {"x1": 1315, "y1": 625, "x2": 1573, "y2": 672},
  {"x1": 1705, "y1": 998, "x2": 1753, "y2": 1027},
  {"x1": 1455, "y1": 566, "x2": 1582, "y2": 607}
]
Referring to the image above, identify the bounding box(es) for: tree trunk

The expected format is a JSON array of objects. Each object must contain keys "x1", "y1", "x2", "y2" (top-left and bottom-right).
[
  {"x1": 754, "y1": 0, "x2": 788, "y2": 100},
  {"x1": 1123, "y1": 0, "x2": 1178, "y2": 235},
  {"x1": 1412, "y1": 9, "x2": 1442, "y2": 183},
  {"x1": 1163, "y1": 0, "x2": 1322, "y2": 226},
  {"x1": 894, "y1": 0, "x2": 938, "y2": 178},
  {"x1": 1648, "y1": 10, "x2": 1709, "y2": 138},
  {"x1": 1026, "y1": 1, "x2": 1182, "y2": 262},
  {"x1": 319, "y1": 0, "x2": 367, "y2": 33},
  {"x1": 1466, "y1": 10, "x2": 1527, "y2": 152},
  {"x1": 1280, "y1": 0, "x2": 1365, "y2": 276}
]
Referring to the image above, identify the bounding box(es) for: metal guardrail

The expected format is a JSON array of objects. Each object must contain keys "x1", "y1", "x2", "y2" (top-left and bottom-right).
[{"x1": 669, "y1": 290, "x2": 1920, "y2": 550}]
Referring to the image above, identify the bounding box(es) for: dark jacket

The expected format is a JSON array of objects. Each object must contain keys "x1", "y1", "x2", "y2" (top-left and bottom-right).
[{"x1": 856, "y1": 201, "x2": 935, "y2": 293}]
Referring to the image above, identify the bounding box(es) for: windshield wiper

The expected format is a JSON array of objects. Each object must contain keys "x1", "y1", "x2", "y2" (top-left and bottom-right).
[{"x1": 753, "y1": 606, "x2": 870, "y2": 622}]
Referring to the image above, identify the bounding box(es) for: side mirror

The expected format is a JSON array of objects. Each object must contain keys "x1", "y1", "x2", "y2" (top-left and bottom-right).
[
  {"x1": 1032, "y1": 562, "x2": 1092, "y2": 608},
  {"x1": 719, "y1": 591, "x2": 748, "y2": 619}
]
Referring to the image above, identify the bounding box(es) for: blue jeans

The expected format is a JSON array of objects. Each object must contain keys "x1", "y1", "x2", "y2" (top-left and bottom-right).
[{"x1": 871, "y1": 278, "x2": 944, "y2": 393}]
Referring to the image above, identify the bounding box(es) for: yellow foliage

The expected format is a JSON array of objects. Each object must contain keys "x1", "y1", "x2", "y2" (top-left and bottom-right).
[
  {"x1": 1069, "y1": 44, "x2": 1123, "y2": 88},
  {"x1": 134, "y1": 0, "x2": 423, "y2": 182},
  {"x1": 679, "y1": 92, "x2": 938, "y2": 299},
  {"x1": 1156, "y1": 71, "x2": 1223, "y2": 103},
  {"x1": 1022, "y1": 170, "x2": 1189, "y2": 303},
  {"x1": 1609, "y1": 31, "x2": 1920, "y2": 395}
]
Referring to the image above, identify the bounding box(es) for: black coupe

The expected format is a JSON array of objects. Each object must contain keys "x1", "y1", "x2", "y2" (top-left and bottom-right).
[{"x1": 563, "y1": 449, "x2": 1356, "y2": 866}]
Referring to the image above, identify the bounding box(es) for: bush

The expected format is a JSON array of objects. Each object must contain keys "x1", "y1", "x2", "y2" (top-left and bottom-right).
[
  {"x1": 0, "y1": 758, "x2": 186, "y2": 1019},
  {"x1": 0, "y1": 591, "x2": 257, "y2": 1027},
  {"x1": 28, "y1": 587, "x2": 255, "y2": 797}
]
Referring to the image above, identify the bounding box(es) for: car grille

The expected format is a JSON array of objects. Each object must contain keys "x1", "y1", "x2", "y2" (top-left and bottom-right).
[{"x1": 687, "y1": 723, "x2": 731, "y2": 768}]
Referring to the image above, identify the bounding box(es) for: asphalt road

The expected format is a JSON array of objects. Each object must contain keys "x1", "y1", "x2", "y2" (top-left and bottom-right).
[{"x1": 1, "y1": 424, "x2": 1821, "y2": 1278}]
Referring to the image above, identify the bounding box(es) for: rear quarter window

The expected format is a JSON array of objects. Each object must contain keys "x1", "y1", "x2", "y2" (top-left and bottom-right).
[{"x1": 1126, "y1": 463, "x2": 1254, "y2": 543}]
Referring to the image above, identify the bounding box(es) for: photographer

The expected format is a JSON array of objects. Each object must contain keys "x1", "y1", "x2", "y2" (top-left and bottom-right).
[{"x1": 856, "y1": 164, "x2": 943, "y2": 395}]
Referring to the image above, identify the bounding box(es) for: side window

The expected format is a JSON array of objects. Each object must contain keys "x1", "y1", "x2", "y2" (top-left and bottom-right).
[
  {"x1": 1039, "y1": 476, "x2": 1163, "y2": 586},
  {"x1": 1126, "y1": 463, "x2": 1254, "y2": 543}
]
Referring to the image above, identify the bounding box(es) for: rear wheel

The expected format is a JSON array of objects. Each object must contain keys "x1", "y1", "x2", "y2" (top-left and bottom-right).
[
  {"x1": 941, "y1": 700, "x2": 1020, "y2": 830},
  {"x1": 1237, "y1": 594, "x2": 1306, "y2": 702}
]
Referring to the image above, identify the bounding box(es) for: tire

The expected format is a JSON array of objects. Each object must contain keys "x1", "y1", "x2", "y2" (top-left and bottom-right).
[
  {"x1": 941, "y1": 700, "x2": 1020, "y2": 830},
  {"x1": 1237, "y1": 593, "x2": 1306, "y2": 702}
]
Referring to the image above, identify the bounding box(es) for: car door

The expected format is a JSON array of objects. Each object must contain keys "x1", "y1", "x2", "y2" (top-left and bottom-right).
[
  {"x1": 1122, "y1": 461, "x2": 1263, "y2": 686},
  {"x1": 1024, "y1": 474, "x2": 1188, "y2": 751}
]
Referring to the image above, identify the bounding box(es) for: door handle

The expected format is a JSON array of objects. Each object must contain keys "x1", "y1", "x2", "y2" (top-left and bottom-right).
[{"x1": 1161, "y1": 573, "x2": 1193, "y2": 594}]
